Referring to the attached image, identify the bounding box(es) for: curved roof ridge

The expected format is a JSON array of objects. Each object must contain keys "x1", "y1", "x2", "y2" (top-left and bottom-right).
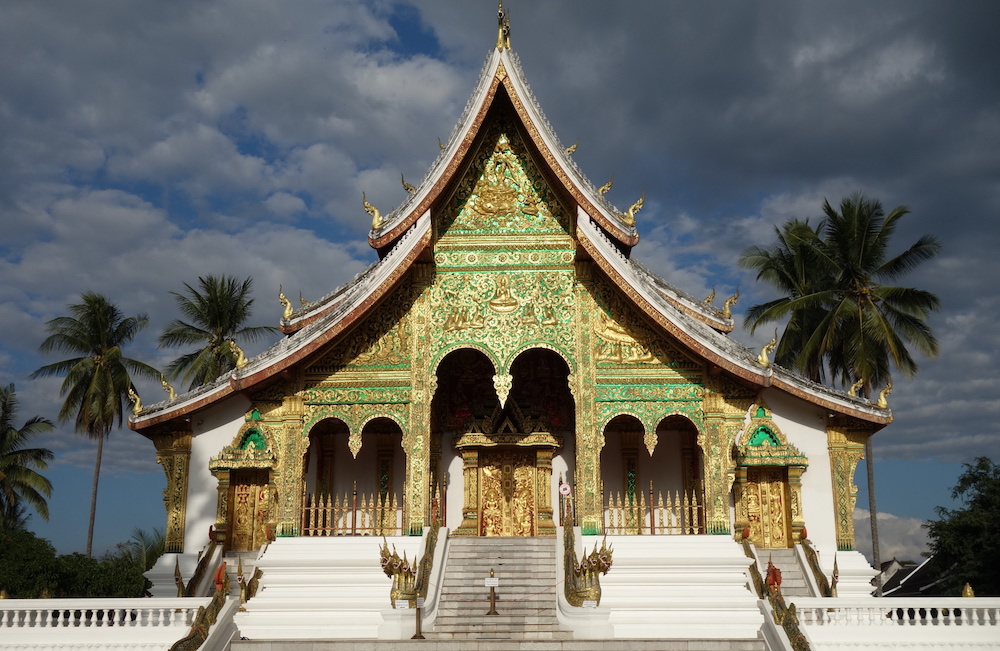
[
  {"x1": 629, "y1": 258, "x2": 735, "y2": 332},
  {"x1": 501, "y1": 50, "x2": 639, "y2": 243},
  {"x1": 369, "y1": 50, "x2": 502, "y2": 240}
]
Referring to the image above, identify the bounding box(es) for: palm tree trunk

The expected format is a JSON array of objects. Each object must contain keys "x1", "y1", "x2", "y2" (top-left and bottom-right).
[
  {"x1": 866, "y1": 437, "x2": 882, "y2": 596},
  {"x1": 85, "y1": 435, "x2": 104, "y2": 558}
]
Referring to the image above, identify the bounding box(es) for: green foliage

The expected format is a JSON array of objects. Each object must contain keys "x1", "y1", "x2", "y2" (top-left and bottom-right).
[
  {"x1": 0, "y1": 528, "x2": 164, "y2": 598},
  {"x1": 0, "y1": 529, "x2": 59, "y2": 597},
  {"x1": 0, "y1": 384, "x2": 54, "y2": 529},
  {"x1": 158, "y1": 275, "x2": 278, "y2": 390},
  {"x1": 740, "y1": 193, "x2": 941, "y2": 392},
  {"x1": 924, "y1": 457, "x2": 1000, "y2": 596}
]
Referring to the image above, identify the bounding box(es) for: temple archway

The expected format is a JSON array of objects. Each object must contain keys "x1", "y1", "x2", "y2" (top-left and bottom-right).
[{"x1": 301, "y1": 416, "x2": 404, "y2": 536}]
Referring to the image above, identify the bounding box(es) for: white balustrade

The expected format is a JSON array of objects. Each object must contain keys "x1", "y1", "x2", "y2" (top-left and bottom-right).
[{"x1": 794, "y1": 597, "x2": 1000, "y2": 628}]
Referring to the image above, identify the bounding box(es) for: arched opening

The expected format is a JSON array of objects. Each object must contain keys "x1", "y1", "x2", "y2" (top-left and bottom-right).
[
  {"x1": 651, "y1": 415, "x2": 705, "y2": 534},
  {"x1": 601, "y1": 414, "x2": 645, "y2": 534},
  {"x1": 434, "y1": 347, "x2": 571, "y2": 536},
  {"x1": 301, "y1": 416, "x2": 404, "y2": 536}
]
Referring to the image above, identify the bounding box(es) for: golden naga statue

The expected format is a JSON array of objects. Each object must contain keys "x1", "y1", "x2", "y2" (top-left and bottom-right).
[
  {"x1": 564, "y1": 139, "x2": 578, "y2": 155},
  {"x1": 230, "y1": 341, "x2": 248, "y2": 369},
  {"x1": 622, "y1": 192, "x2": 644, "y2": 227},
  {"x1": 401, "y1": 174, "x2": 416, "y2": 194},
  {"x1": 722, "y1": 289, "x2": 740, "y2": 319},
  {"x1": 597, "y1": 175, "x2": 614, "y2": 195},
  {"x1": 363, "y1": 192, "x2": 383, "y2": 230},
  {"x1": 847, "y1": 378, "x2": 864, "y2": 398},
  {"x1": 757, "y1": 330, "x2": 778, "y2": 368},
  {"x1": 128, "y1": 386, "x2": 143, "y2": 414},
  {"x1": 496, "y1": 0, "x2": 511, "y2": 51},
  {"x1": 161, "y1": 376, "x2": 177, "y2": 401},
  {"x1": 876, "y1": 380, "x2": 893, "y2": 409},
  {"x1": 278, "y1": 286, "x2": 294, "y2": 320},
  {"x1": 703, "y1": 288, "x2": 716, "y2": 305}
]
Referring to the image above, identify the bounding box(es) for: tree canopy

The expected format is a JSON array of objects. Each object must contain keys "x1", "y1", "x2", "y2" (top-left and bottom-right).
[
  {"x1": 740, "y1": 192, "x2": 941, "y2": 393},
  {"x1": 924, "y1": 457, "x2": 1000, "y2": 596},
  {"x1": 0, "y1": 384, "x2": 54, "y2": 530},
  {"x1": 158, "y1": 275, "x2": 278, "y2": 390}
]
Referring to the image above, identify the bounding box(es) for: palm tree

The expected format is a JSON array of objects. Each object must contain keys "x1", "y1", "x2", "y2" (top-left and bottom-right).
[
  {"x1": 158, "y1": 275, "x2": 278, "y2": 390},
  {"x1": 31, "y1": 292, "x2": 161, "y2": 557},
  {"x1": 0, "y1": 384, "x2": 54, "y2": 530},
  {"x1": 740, "y1": 218, "x2": 829, "y2": 382},
  {"x1": 741, "y1": 192, "x2": 941, "y2": 594}
]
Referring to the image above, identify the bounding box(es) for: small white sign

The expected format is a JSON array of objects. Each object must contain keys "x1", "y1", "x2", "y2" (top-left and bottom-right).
[
  {"x1": 485, "y1": 577, "x2": 500, "y2": 587},
  {"x1": 395, "y1": 599, "x2": 410, "y2": 609},
  {"x1": 416, "y1": 597, "x2": 425, "y2": 609},
  {"x1": 582, "y1": 600, "x2": 598, "y2": 608}
]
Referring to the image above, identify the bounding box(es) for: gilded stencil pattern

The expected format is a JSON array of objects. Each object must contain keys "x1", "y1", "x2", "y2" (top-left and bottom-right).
[
  {"x1": 440, "y1": 119, "x2": 571, "y2": 237},
  {"x1": 304, "y1": 387, "x2": 410, "y2": 405},
  {"x1": 431, "y1": 270, "x2": 576, "y2": 369},
  {"x1": 434, "y1": 249, "x2": 575, "y2": 268},
  {"x1": 828, "y1": 426, "x2": 868, "y2": 550}
]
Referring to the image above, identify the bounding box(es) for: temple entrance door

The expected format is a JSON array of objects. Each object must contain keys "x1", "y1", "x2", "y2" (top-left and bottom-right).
[
  {"x1": 228, "y1": 469, "x2": 270, "y2": 551},
  {"x1": 479, "y1": 449, "x2": 536, "y2": 537},
  {"x1": 745, "y1": 467, "x2": 791, "y2": 548}
]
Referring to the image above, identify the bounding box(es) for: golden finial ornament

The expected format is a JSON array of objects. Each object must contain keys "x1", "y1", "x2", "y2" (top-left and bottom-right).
[
  {"x1": 278, "y1": 285, "x2": 293, "y2": 320},
  {"x1": 496, "y1": 0, "x2": 511, "y2": 51},
  {"x1": 438, "y1": 137, "x2": 446, "y2": 151},
  {"x1": 401, "y1": 174, "x2": 416, "y2": 194},
  {"x1": 230, "y1": 340, "x2": 248, "y2": 369},
  {"x1": 622, "y1": 192, "x2": 644, "y2": 227},
  {"x1": 722, "y1": 289, "x2": 740, "y2": 319},
  {"x1": 363, "y1": 192, "x2": 383, "y2": 230},
  {"x1": 703, "y1": 288, "x2": 716, "y2": 305},
  {"x1": 160, "y1": 375, "x2": 176, "y2": 401},
  {"x1": 598, "y1": 175, "x2": 614, "y2": 195},
  {"x1": 128, "y1": 385, "x2": 143, "y2": 414},
  {"x1": 299, "y1": 291, "x2": 308, "y2": 307},
  {"x1": 847, "y1": 378, "x2": 864, "y2": 398},
  {"x1": 962, "y1": 582, "x2": 975, "y2": 598},
  {"x1": 564, "y1": 140, "x2": 578, "y2": 155},
  {"x1": 876, "y1": 380, "x2": 892, "y2": 409},
  {"x1": 757, "y1": 330, "x2": 778, "y2": 368}
]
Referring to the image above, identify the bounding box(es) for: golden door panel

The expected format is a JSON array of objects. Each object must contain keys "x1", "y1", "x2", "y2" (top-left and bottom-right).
[
  {"x1": 480, "y1": 450, "x2": 535, "y2": 536},
  {"x1": 229, "y1": 469, "x2": 270, "y2": 551},
  {"x1": 745, "y1": 467, "x2": 791, "y2": 548}
]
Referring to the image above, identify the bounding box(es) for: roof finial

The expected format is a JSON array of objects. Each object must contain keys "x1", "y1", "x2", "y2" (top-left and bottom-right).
[{"x1": 496, "y1": 0, "x2": 511, "y2": 51}]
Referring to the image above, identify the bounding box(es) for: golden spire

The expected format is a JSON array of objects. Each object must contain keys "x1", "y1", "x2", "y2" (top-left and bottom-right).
[{"x1": 496, "y1": 0, "x2": 511, "y2": 51}]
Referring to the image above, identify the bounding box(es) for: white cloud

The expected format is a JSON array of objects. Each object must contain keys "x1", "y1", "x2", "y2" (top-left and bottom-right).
[{"x1": 854, "y1": 509, "x2": 930, "y2": 564}]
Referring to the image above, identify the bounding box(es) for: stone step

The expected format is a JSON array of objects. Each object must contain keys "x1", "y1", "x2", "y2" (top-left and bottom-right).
[{"x1": 232, "y1": 640, "x2": 767, "y2": 650}]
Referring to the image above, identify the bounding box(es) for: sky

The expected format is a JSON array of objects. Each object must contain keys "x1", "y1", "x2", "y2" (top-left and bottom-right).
[{"x1": 1, "y1": 0, "x2": 997, "y2": 563}]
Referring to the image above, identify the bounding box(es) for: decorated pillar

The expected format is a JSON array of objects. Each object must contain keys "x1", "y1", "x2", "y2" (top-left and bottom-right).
[
  {"x1": 827, "y1": 419, "x2": 870, "y2": 551},
  {"x1": 212, "y1": 469, "x2": 231, "y2": 546},
  {"x1": 701, "y1": 375, "x2": 755, "y2": 535},
  {"x1": 536, "y1": 447, "x2": 556, "y2": 536},
  {"x1": 453, "y1": 447, "x2": 480, "y2": 536},
  {"x1": 150, "y1": 428, "x2": 192, "y2": 553},
  {"x1": 278, "y1": 394, "x2": 305, "y2": 537},
  {"x1": 407, "y1": 264, "x2": 435, "y2": 535},
  {"x1": 574, "y1": 261, "x2": 602, "y2": 534}
]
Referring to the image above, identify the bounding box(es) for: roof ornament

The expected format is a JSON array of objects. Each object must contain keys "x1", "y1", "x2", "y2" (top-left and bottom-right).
[
  {"x1": 564, "y1": 140, "x2": 578, "y2": 155},
  {"x1": 847, "y1": 377, "x2": 864, "y2": 398},
  {"x1": 496, "y1": 0, "x2": 511, "y2": 51},
  {"x1": 598, "y1": 175, "x2": 614, "y2": 195},
  {"x1": 230, "y1": 340, "x2": 248, "y2": 369},
  {"x1": 703, "y1": 288, "x2": 716, "y2": 305},
  {"x1": 722, "y1": 289, "x2": 740, "y2": 319},
  {"x1": 278, "y1": 285, "x2": 294, "y2": 320},
  {"x1": 363, "y1": 192, "x2": 384, "y2": 230},
  {"x1": 757, "y1": 329, "x2": 777, "y2": 368},
  {"x1": 160, "y1": 375, "x2": 177, "y2": 401},
  {"x1": 299, "y1": 291, "x2": 308, "y2": 307},
  {"x1": 876, "y1": 379, "x2": 892, "y2": 409},
  {"x1": 438, "y1": 137, "x2": 446, "y2": 151},
  {"x1": 622, "y1": 191, "x2": 644, "y2": 227},
  {"x1": 128, "y1": 385, "x2": 143, "y2": 414},
  {"x1": 401, "y1": 174, "x2": 416, "y2": 194}
]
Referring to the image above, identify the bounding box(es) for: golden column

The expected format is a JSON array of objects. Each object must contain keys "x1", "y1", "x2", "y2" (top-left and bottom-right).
[
  {"x1": 827, "y1": 421, "x2": 869, "y2": 550},
  {"x1": 151, "y1": 428, "x2": 192, "y2": 553}
]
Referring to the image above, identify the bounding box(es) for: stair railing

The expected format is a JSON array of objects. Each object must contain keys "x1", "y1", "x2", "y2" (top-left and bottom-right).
[
  {"x1": 562, "y1": 486, "x2": 613, "y2": 606},
  {"x1": 741, "y1": 537, "x2": 812, "y2": 651},
  {"x1": 799, "y1": 538, "x2": 836, "y2": 597}
]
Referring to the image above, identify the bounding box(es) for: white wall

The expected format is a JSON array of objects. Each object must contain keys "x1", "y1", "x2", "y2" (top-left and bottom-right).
[
  {"x1": 184, "y1": 393, "x2": 252, "y2": 552},
  {"x1": 761, "y1": 388, "x2": 838, "y2": 559}
]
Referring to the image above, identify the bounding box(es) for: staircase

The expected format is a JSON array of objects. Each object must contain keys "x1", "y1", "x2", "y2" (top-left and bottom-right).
[
  {"x1": 430, "y1": 537, "x2": 571, "y2": 640},
  {"x1": 756, "y1": 546, "x2": 812, "y2": 598}
]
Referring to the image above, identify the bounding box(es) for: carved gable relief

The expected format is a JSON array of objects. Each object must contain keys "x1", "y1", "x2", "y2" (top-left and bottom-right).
[{"x1": 439, "y1": 114, "x2": 572, "y2": 239}]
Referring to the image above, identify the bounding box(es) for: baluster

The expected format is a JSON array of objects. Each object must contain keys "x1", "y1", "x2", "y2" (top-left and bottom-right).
[
  {"x1": 306, "y1": 494, "x2": 315, "y2": 535},
  {"x1": 657, "y1": 491, "x2": 665, "y2": 535},
  {"x1": 332, "y1": 493, "x2": 341, "y2": 535},
  {"x1": 666, "y1": 491, "x2": 676, "y2": 534}
]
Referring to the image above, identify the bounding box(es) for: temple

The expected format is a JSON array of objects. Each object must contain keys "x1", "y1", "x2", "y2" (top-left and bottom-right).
[{"x1": 127, "y1": 8, "x2": 898, "y2": 646}]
